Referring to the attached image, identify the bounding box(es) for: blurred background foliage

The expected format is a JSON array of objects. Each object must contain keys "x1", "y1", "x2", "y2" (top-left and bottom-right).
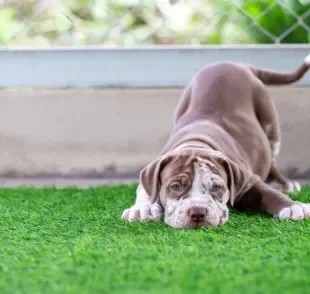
[{"x1": 0, "y1": 0, "x2": 309, "y2": 47}]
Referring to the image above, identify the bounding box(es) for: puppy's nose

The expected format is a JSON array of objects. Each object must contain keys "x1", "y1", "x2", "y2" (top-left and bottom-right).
[{"x1": 188, "y1": 207, "x2": 207, "y2": 223}]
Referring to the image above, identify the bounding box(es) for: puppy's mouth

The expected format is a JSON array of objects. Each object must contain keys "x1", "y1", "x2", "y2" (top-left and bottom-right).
[
  {"x1": 180, "y1": 221, "x2": 214, "y2": 229},
  {"x1": 192, "y1": 222, "x2": 208, "y2": 229}
]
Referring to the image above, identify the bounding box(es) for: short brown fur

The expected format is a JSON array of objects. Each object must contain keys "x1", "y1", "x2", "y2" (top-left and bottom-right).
[{"x1": 140, "y1": 58, "x2": 310, "y2": 219}]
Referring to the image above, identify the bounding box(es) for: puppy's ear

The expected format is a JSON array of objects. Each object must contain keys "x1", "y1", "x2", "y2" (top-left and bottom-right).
[
  {"x1": 216, "y1": 157, "x2": 237, "y2": 206},
  {"x1": 216, "y1": 156, "x2": 260, "y2": 206},
  {"x1": 140, "y1": 153, "x2": 174, "y2": 203}
]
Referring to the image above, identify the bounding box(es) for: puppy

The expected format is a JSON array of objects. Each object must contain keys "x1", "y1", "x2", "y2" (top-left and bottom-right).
[{"x1": 122, "y1": 54, "x2": 310, "y2": 229}]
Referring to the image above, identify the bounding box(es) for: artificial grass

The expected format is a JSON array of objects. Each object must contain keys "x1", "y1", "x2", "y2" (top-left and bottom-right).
[{"x1": 0, "y1": 184, "x2": 309, "y2": 294}]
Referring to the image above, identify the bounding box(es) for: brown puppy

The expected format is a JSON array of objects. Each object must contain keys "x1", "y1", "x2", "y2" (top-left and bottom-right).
[{"x1": 122, "y1": 54, "x2": 310, "y2": 229}]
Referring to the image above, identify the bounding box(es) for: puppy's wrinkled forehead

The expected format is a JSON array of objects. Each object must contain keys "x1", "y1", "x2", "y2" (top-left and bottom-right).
[
  {"x1": 161, "y1": 153, "x2": 194, "y2": 177},
  {"x1": 160, "y1": 153, "x2": 222, "y2": 186}
]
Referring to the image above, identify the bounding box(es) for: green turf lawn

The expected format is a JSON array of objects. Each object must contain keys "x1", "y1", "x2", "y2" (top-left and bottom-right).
[{"x1": 0, "y1": 184, "x2": 309, "y2": 294}]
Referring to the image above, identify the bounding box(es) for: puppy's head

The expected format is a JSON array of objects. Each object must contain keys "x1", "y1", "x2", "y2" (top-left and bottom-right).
[{"x1": 140, "y1": 148, "x2": 237, "y2": 229}]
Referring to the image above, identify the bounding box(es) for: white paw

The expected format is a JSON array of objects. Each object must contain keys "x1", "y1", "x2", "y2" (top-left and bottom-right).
[
  {"x1": 276, "y1": 203, "x2": 310, "y2": 220},
  {"x1": 121, "y1": 202, "x2": 164, "y2": 222},
  {"x1": 283, "y1": 181, "x2": 301, "y2": 193}
]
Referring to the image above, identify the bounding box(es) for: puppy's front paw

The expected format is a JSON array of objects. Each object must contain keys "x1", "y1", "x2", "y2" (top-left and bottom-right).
[
  {"x1": 121, "y1": 202, "x2": 164, "y2": 222},
  {"x1": 275, "y1": 203, "x2": 310, "y2": 220}
]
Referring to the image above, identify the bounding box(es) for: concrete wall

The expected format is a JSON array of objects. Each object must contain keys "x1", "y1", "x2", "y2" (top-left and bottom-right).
[{"x1": 0, "y1": 87, "x2": 309, "y2": 180}]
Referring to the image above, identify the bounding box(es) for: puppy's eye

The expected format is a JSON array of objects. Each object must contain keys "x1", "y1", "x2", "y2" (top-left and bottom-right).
[
  {"x1": 212, "y1": 183, "x2": 222, "y2": 191},
  {"x1": 170, "y1": 183, "x2": 183, "y2": 193}
]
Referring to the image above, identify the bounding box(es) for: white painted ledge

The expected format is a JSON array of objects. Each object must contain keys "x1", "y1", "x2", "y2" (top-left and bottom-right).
[{"x1": 1, "y1": 45, "x2": 310, "y2": 88}]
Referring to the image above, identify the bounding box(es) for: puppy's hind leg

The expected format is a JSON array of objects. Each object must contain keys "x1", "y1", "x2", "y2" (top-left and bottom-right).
[
  {"x1": 253, "y1": 83, "x2": 281, "y2": 160},
  {"x1": 266, "y1": 162, "x2": 301, "y2": 193},
  {"x1": 253, "y1": 84, "x2": 301, "y2": 193}
]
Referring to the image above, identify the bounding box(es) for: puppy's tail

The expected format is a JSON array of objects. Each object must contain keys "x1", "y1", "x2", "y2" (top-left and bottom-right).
[{"x1": 249, "y1": 53, "x2": 310, "y2": 85}]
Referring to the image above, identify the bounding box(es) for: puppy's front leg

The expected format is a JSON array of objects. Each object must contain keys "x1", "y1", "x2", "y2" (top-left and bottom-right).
[
  {"x1": 121, "y1": 184, "x2": 164, "y2": 222},
  {"x1": 236, "y1": 181, "x2": 310, "y2": 220}
]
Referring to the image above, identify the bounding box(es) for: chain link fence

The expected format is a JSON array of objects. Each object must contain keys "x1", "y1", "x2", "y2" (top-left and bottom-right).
[
  {"x1": 0, "y1": 0, "x2": 309, "y2": 47},
  {"x1": 1, "y1": 1, "x2": 310, "y2": 182}
]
